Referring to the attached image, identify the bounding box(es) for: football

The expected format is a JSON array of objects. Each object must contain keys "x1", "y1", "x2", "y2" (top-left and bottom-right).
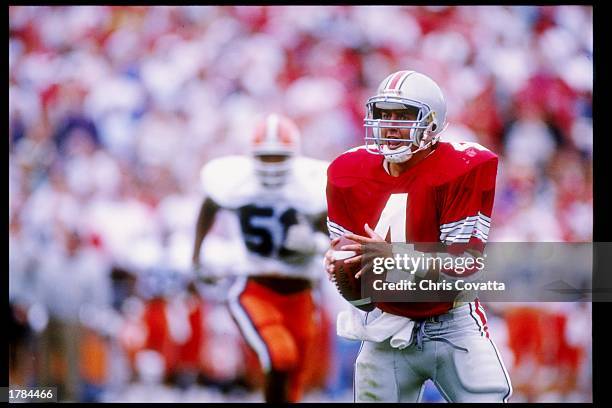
[{"x1": 331, "y1": 236, "x2": 375, "y2": 312}]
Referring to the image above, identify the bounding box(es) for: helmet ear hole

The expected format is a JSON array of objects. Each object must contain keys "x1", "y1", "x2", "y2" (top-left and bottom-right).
[{"x1": 431, "y1": 123, "x2": 437, "y2": 132}]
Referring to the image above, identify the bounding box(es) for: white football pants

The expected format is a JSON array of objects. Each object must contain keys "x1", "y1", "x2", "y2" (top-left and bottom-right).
[{"x1": 353, "y1": 302, "x2": 512, "y2": 402}]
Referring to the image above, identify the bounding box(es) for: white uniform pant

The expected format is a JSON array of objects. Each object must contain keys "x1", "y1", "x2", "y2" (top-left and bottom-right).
[{"x1": 354, "y1": 302, "x2": 512, "y2": 402}]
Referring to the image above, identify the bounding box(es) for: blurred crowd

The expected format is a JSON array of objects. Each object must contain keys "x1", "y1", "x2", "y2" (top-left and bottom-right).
[{"x1": 9, "y1": 5, "x2": 592, "y2": 403}]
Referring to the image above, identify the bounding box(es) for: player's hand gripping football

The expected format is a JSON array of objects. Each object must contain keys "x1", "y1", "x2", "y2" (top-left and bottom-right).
[
  {"x1": 325, "y1": 223, "x2": 393, "y2": 280},
  {"x1": 324, "y1": 237, "x2": 341, "y2": 282}
]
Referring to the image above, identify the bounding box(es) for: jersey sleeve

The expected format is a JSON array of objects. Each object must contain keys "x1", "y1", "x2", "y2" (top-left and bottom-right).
[{"x1": 438, "y1": 156, "x2": 498, "y2": 255}]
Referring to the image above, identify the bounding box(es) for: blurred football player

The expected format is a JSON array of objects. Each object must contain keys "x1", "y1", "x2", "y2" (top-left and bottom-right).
[
  {"x1": 324, "y1": 70, "x2": 512, "y2": 402},
  {"x1": 192, "y1": 114, "x2": 329, "y2": 402}
]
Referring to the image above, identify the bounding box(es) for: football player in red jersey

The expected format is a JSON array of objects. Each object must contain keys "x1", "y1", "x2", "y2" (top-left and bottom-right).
[
  {"x1": 192, "y1": 114, "x2": 330, "y2": 402},
  {"x1": 324, "y1": 70, "x2": 512, "y2": 402}
]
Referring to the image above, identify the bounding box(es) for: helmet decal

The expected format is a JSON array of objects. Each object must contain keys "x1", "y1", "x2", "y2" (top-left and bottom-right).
[{"x1": 382, "y1": 70, "x2": 415, "y2": 93}]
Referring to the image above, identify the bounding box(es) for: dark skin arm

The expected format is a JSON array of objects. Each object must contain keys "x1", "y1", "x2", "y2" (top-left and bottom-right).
[
  {"x1": 314, "y1": 212, "x2": 329, "y2": 236},
  {"x1": 192, "y1": 197, "x2": 221, "y2": 268}
]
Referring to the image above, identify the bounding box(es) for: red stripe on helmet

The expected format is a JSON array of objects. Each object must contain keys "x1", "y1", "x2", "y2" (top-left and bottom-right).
[{"x1": 386, "y1": 70, "x2": 411, "y2": 91}]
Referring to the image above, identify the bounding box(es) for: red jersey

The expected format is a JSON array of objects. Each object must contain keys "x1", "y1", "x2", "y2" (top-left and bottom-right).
[{"x1": 326, "y1": 141, "x2": 498, "y2": 319}]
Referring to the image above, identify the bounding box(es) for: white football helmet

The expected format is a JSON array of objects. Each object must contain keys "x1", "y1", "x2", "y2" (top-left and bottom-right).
[
  {"x1": 250, "y1": 114, "x2": 301, "y2": 188},
  {"x1": 364, "y1": 70, "x2": 447, "y2": 163}
]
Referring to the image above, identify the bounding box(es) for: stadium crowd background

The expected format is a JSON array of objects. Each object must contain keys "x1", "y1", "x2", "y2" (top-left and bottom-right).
[{"x1": 9, "y1": 5, "x2": 593, "y2": 403}]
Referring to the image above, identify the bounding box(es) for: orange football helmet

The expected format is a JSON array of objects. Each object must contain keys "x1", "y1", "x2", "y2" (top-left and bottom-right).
[{"x1": 250, "y1": 114, "x2": 301, "y2": 188}]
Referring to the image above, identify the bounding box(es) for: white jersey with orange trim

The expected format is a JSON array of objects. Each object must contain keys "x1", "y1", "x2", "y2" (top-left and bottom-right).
[{"x1": 200, "y1": 155, "x2": 328, "y2": 280}]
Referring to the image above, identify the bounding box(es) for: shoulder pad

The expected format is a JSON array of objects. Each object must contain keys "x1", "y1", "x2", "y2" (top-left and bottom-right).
[
  {"x1": 285, "y1": 157, "x2": 329, "y2": 215},
  {"x1": 328, "y1": 145, "x2": 382, "y2": 186},
  {"x1": 200, "y1": 156, "x2": 258, "y2": 209},
  {"x1": 428, "y1": 141, "x2": 498, "y2": 186}
]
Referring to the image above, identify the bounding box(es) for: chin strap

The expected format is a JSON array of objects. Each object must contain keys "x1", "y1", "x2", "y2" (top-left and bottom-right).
[
  {"x1": 409, "y1": 121, "x2": 447, "y2": 156},
  {"x1": 385, "y1": 122, "x2": 446, "y2": 163},
  {"x1": 378, "y1": 121, "x2": 449, "y2": 164}
]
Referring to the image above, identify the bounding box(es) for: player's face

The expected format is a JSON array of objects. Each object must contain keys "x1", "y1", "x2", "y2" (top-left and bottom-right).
[
  {"x1": 253, "y1": 154, "x2": 293, "y2": 188},
  {"x1": 380, "y1": 109, "x2": 418, "y2": 150}
]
